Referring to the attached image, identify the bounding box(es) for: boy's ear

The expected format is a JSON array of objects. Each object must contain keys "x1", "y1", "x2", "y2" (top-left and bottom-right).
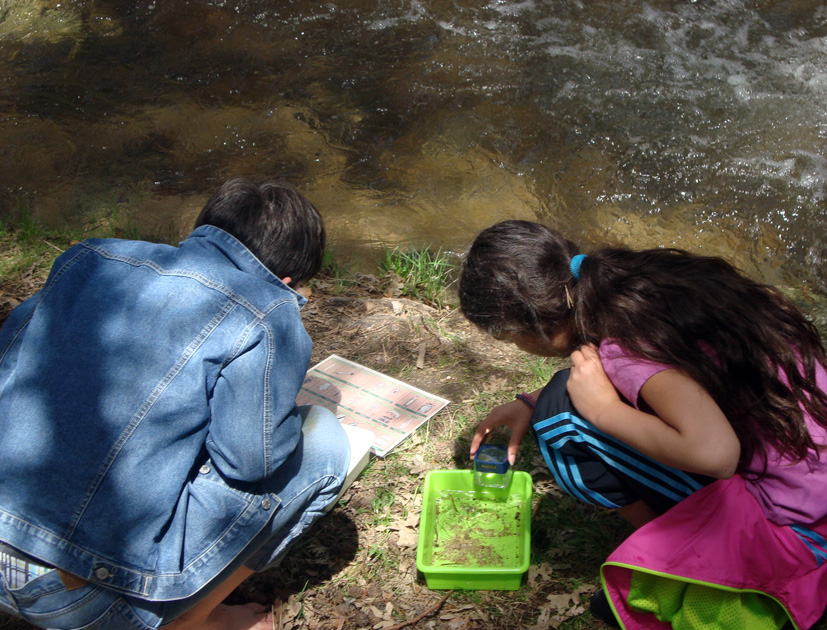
[{"x1": 280, "y1": 277, "x2": 292, "y2": 286}]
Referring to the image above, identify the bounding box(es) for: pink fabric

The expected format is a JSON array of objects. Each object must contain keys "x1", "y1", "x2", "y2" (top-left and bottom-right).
[
  {"x1": 598, "y1": 341, "x2": 827, "y2": 629},
  {"x1": 599, "y1": 342, "x2": 669, "y2": 409},
  {"x1": 602, "y1": 476, "x2": 827, "y2": 630},
  {"x1": 746, "y1": 360, "x2": 827, "y2": 525}
]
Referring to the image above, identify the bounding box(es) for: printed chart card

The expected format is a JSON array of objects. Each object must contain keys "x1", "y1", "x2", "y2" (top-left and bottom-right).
[{"x1": 296, "y1": 355, "x2": 450, "y2": 458}]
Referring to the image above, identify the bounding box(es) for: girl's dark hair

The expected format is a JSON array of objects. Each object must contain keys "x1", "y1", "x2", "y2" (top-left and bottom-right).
[
  {"x1": 460, "y1": 220, "x2": 827, "y2": 470},
  {"x1": 458, "y1": 220, "x2": 579, "y2": 342},
  {"x1": 195, "y1": 177, "x2": 325, "y2": 284}
]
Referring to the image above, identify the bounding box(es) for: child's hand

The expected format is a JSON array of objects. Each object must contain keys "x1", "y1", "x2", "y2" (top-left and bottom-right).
[
  {"x1": 469, "y1": 399, "x2": 533, "y2": 465},
  {"x1": 567, "y1": 343, "x2": 623, "y2": 428}
]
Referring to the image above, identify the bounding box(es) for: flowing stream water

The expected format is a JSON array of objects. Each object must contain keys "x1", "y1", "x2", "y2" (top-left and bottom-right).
[{"x1": 1, "y1": 0, "x2": 825, "y2": 296}]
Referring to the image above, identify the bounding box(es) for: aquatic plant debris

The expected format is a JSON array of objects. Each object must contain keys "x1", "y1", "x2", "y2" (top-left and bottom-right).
[{"x1": 430, "y1": 489, "x2": 523, "y2": 568}]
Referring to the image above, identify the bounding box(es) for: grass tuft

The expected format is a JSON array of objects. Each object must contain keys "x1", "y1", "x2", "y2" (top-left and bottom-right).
[
  {"x1": 317, "y1": 249, "x2": 355, "y2": 294},
  {"x1": 5, "y1": 198, "x2": 43, "y2": 245},
  {"x1": 378, "y1": 244, "x2": 458, "y2": 309}
]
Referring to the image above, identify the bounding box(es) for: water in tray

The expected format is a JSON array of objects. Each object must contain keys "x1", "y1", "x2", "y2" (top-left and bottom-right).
[{"x1": 430, "y1": 489, "x2": 524, "y2": 568}]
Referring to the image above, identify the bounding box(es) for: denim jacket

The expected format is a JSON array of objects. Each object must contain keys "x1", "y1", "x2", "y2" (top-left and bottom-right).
[{"x1": 0, "y1": 226, "x2": 311, "y2": 601}]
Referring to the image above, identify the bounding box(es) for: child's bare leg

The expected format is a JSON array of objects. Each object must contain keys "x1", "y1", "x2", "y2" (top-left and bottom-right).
[
  {"x1": 616, "y1": 499, "x2": 659, "y2": 529},
  {"x1": 163, "y1": 566, "x2": 271, "y2": 630}
]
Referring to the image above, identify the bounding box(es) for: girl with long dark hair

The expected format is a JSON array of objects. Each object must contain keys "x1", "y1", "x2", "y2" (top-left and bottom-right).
[{"x1": 460, "y1": 220, "x2": 827, "y2": 630}]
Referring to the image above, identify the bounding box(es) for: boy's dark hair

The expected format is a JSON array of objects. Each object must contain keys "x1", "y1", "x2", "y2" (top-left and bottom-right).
[{"x1": 195, "y1": 178, "x2": 325, "y2": 285}]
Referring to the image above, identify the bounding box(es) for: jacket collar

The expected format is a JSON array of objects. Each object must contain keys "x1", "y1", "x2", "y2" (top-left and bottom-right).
[{"x1": 182, "y1": 225, "x2": 308, "y2": 308}]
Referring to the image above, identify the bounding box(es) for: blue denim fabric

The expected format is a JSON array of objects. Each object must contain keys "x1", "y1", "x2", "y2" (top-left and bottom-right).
[
  {"x1": 0, "y1": 405, "x2": 349, "y2": 629},
  {"x1": 0, "y1": 226, "x2": 344, "y2": 603}
]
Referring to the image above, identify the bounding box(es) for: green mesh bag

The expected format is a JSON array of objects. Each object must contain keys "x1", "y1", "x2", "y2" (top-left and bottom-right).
[{"x1": 628, "y1": 571, "x2": 791, "y2": 630}]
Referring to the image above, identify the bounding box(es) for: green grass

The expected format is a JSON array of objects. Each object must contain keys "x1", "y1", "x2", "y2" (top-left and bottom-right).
[
  {"x1": 0, "y1": 201, "x2": 76, "y2": 284},
  {"x1": 377, "y1": 244, "x2": 458, "y2": 309},
  {"x1": 7, "y1": 198, "x2": 42, "y2": 245},
  {"x1": 523, "y1": 355, "x2": 561, "y2": 387},
  {"x1": 0, "y1": 197, "x2": 156, "y2": 287},
  {"x1": 317, "y1": 249, "x2": 355, "y2": 294},
  {"x1": 105, "y1": 198, "x2": 142, "y2": 241}
]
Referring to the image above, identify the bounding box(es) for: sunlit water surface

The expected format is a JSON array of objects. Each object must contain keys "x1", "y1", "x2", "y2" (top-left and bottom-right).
[{"x1": 1, "y1": 0, "x2": 825, "y2": 298}]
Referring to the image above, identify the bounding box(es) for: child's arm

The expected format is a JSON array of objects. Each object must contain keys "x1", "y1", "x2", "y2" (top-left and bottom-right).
[{"x1": 568, "y1": 344, "x2": 740, "y2": 479}]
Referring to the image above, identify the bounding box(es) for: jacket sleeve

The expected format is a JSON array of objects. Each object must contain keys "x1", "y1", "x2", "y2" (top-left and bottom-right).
[{"x1": 205, "y1": 303, "x2": 310, "y2": 483}]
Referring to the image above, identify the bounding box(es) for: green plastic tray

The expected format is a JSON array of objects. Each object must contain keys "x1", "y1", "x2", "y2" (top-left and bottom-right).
[{"x1": 416, "y1": 469, "x2": 532, "y2": 590}]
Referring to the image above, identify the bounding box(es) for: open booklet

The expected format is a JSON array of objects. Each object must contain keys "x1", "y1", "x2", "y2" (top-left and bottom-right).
[{"x1": 296, "y1": 355, "x2": 450, "y2": 491}]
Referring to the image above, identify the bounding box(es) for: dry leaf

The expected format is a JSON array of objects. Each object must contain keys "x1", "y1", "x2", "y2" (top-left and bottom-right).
[
  {"x1": 396, "y1": 527, "x2": 419, "y2": 548},
  {"x1": 526, "y1": 584, "x2": 600, "y2": 629},
  {"x1": 524, "y1": 606, "x2": 552, "y2": 630},
  {"x1": 483, "y1": 375, "x2": 509, "y2": 394},
  {"x1": 409, "y1": 454, "x2": 433, "y2": 476},
  {"x1": 546, "y1": 592, "x2": 576, "y2": 611},
  {"x1": 383, "y1": 274, "x2": 403, "y2": 299},
  {"x1": 528, "y1": 563, "x2": 554, "y2": 587}
]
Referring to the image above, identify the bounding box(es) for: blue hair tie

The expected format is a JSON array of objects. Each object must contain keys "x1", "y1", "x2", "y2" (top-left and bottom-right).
[{"x1": 570, "y1": 254, "x2": 586, "y2": 279}]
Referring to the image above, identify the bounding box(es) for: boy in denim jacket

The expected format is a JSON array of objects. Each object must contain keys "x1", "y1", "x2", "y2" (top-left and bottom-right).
[{"x1": 0, "y1": 178, "x2": 350, "y2": 630}]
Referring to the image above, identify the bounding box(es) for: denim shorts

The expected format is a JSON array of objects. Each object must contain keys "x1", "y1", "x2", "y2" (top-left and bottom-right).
[{"x1": 0, "y1": 405, "x2": 349, "y2": 630}]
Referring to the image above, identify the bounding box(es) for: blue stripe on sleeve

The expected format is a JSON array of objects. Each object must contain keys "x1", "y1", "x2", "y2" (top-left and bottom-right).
[{"x1": 791, "y1": 524, "x2": 827, "y2": 567}]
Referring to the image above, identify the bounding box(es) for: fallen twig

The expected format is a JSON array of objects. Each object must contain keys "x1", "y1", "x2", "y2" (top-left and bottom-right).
[{"x1": 384, "y1": 590, "x2": 454, "y2": 630}]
